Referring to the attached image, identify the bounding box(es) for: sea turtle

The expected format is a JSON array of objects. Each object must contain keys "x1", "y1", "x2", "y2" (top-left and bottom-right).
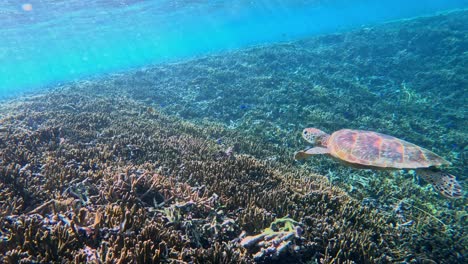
[{"x1": 295, "y1": 128, "x2": 463, "y2": 198}]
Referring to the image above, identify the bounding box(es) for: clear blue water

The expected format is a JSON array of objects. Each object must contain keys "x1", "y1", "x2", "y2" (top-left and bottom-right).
[{"x1": 1, "y1": 0, "x2": 467, "y2": 97}]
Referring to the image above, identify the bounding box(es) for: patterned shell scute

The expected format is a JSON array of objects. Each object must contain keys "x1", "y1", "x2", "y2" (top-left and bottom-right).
[{"x1": 328, "y1": 129, "x2": 450, "y2": 169}]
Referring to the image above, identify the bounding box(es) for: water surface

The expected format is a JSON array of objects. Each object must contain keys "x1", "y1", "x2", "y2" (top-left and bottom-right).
[{"x1": 1, "y1": 0, "x2": 467, "y2": 96}]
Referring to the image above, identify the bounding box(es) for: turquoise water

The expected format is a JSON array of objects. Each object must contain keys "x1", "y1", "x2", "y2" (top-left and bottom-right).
[
  {"x1": 1, "y1": 0, "x2": 467, "y2": 97},
  {"x1": 0, "y1": 2, "x2": 467, "y2": 262}
]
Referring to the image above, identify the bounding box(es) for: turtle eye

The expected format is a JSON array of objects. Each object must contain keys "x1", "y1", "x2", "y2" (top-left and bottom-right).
[{"x1": 304, "y1": 131, "x2": 308, "y2": 135}]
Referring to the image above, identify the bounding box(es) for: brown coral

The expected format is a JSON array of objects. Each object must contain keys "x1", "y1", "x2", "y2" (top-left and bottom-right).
[{"x1": 0, "y1": 88, "x2": 421, "y2": 263}]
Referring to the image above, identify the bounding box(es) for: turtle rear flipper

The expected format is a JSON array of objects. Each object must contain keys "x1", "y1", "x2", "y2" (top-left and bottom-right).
[{"x1": 418, "y1": 169, "x2": 463, "y2": 198}]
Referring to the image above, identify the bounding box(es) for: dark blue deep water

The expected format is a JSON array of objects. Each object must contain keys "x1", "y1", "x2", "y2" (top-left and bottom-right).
[{"x1": 1, "y1": 0, "x2": 467, "y2": 96}]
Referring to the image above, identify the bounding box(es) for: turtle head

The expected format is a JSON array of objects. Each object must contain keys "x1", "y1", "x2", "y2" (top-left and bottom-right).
[{"x1": 302, "y1": 128, "x2": 329, "y2": 146}]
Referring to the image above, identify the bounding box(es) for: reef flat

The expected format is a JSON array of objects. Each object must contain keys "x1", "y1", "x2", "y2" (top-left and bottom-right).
[
  {"x1": 0, "y1": 9, "x2": 467, "y2": 264},
  {"x1": 118, "y1": 9, "x2": 467, "y2": 178}
]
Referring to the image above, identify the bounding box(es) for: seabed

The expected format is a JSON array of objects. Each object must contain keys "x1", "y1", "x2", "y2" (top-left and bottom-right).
[{"x1": 0, "y1": 10, "x2": 466, "y2": 263}]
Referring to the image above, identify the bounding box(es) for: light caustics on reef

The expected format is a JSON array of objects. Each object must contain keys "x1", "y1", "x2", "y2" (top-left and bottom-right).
[{"x1": 0, "y1": 0, "x2": 467, "y2": 96}]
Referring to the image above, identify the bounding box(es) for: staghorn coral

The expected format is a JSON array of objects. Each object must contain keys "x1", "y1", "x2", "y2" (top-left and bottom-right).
[
  {"x1": 0, "y1": 89, "x2": 426, "y2": 263},
  {"x1": 240, "y1": 217, "x2": 303, "y2": 261},
  {"x1": 0, "y1": 89, "x2": 463, "y2": 263}
]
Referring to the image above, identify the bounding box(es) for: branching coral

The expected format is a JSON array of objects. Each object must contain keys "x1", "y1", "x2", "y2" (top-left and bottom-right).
[{"x1": 240, "y1": 217, "x2": 303, "y2": 261}]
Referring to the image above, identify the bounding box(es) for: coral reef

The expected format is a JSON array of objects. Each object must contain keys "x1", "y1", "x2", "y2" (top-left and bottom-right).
[
  {"x1": 0, "y1": 89, "x2": 417, "y2": 263},
  {"x1": 0, "y1": 9, "x2": 466, "y2": 264}
]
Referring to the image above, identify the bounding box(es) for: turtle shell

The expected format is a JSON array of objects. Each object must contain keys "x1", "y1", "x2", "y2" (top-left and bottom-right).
[{"x1": 328, "y1": 129, "x2": 450, "y2": 169}]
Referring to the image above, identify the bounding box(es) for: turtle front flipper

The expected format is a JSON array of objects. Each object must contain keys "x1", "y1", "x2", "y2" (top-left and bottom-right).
[
  {"x1": 294, "y1": 147, "x2": 330, "y2": 160},
  {"x1": 418, "y1": 169, "x2": 463, "y2": 198}
]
